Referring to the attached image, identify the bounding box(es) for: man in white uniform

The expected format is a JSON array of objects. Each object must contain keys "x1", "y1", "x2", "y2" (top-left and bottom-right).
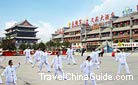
[
  {"x1": 90, "y1": 49, "x2": 100, "y2": 69},
  {"x1": 38, "y1": 49, "x2": 51, "y2": 72},
  {"x1": 66, "y1": 46, "x2": 76, "y2": 65},
  {"x1": 51, "y1": 52, "x2": 67, "y2": 80},
  {"x1": 80, "y1": 56, "x2": 97, "y2": 85},
  {"x1": 1, "y1": 60, "x2": 20, "y2": 85},
  {"x1": 115, "y1": 49, "x2": 131, "y2": 74},
  {"x1": 32, "y1": 48, "x2": 41, "y2": 68},
  {"x1": 23, "y1": 47, "x2": 33, "y2": 64}
]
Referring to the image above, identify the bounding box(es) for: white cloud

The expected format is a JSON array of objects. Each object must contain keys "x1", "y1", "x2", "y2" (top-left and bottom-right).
[
  {"x1": 88, "y1": 0, "x2": 138, "y2": 17},
  {"x1": 5, "y1": 21, "x2": 17, "y2": 28},
  {"x1": 36, "y1": 21, "x2": 56, "y2": 42},
  {"x1": 0, "y1": 21, "x2": 17, "y2": 37}
]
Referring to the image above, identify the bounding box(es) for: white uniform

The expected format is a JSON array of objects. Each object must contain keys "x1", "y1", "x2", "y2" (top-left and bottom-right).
[
  {"x1": 90, "y1": 51, "x2": 100, "y2": 69},
  {"x1": 1, "y1": 64, "x2": 20, "y2": 85},
  {"x1": 32, "y1": 50, "x2": 41, "y2": 67},
  {"x1": 38, "y1": 51, "x2": 51, "y2": 72},
  {"x1": 51, "y1": 56, "x2": 66, "y2": 79},
  {"x1": 66, "y1": 48, "x2": 76, "y2": 64},
  {"x1": 0, "y1": 57, "x2": 5, "y2": 84},
  {"x1": 24, "y1": 49, "x2": 33, "y2": 64},
  {"x1": 116, "y1": 52, "x2": 131, "y2": 74},
  {"x1": 80, "y1": 61, "x2": 97, "y2": 85}
]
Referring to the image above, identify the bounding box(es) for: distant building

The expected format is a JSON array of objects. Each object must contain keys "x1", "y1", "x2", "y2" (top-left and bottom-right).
[
  {"x1": 52, "y1": 11, "x2": 138, "y2": 51},
  {"x1": 5, "y1": 20, "x2": 39, "y2": 45}
]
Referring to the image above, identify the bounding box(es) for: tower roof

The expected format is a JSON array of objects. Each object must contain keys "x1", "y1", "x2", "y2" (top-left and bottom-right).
[
  {"x1": 5, "y1": 20, "x2": 37, "y2": 31},
  {"x1": 18, "y1": 19, "x2": 33, "y2": 26}
]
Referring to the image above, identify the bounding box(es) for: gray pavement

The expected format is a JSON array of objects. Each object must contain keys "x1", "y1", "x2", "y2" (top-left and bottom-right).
[{"x1": 0, "y1": 52, "x2": 138, "y2": 85}]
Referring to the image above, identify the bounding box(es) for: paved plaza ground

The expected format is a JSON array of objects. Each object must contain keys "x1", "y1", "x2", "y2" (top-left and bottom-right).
[{"x1": 0, "y1": 52, "x2": 138, "y2": 85}]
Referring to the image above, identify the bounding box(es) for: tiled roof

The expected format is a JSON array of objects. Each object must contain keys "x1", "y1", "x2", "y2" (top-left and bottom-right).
[{"x1": 5, "y1": 20, "x2": 37, "y2": 31}]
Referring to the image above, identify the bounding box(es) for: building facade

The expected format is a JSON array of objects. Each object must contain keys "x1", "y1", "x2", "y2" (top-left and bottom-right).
[{"x1": 52, "y1": 12, "x2": 138, "y2": 51}]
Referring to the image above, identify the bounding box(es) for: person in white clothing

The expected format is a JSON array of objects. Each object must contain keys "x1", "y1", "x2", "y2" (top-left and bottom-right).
[
  {"x1": 0, "y1": 56, "x2": 6, "y2": 84},
  {"x1": 32, "y1": 48, "x2": 41, "y2": 68},
  {"x1": 80, "y1": 56, "x2": 97, "y2": 85},
  {"x1": 38, "y1": 49, "x2": 51, "y2": 72},
  {"x1": 115, "y1": 49, "x2": 131, "y2": 74},
  {"x1": 1, "y1": 60, "x2": 20, "y2": 85},
  {"x1": 51, "y1": 52, "x2": 67, "y2": 80},
  {"x1": 90, "y1": 49, "x2": 100, "y2": 69},
  {"x1": 23, "y1": 47, "x2": 33, "y2": 64},
  {"x1": 66, "y1": 46, "x2": 76, "y2": 65}
]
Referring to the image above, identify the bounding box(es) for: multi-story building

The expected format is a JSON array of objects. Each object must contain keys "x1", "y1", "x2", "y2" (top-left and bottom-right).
[
  {"x1": 5, "y1": 20, "x2": 39, "y2": 45},
  {"x1": 52, "y1": 24, "x2": 91, "y2": 48},
  {"x1": 112, "y1": 12, "x2": 138, "y2": 51},
  {"x1": 52, "y1": 11, "x2": 138, "y2": 51}
]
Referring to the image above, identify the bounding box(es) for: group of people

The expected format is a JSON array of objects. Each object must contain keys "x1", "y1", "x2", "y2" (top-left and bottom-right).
[{"x1": 0, "y1": 46, "x2": 132, "y2": 85}]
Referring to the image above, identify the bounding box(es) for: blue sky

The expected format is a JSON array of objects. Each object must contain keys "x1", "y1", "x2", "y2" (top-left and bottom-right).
[{"x1": 0, "y1": 0, "x2": 138, "y2": 42}]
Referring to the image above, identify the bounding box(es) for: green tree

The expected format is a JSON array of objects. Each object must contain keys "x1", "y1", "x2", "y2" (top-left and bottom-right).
[
  {"x1": 55, "y1": 40, "x2": 61, "y2": 48},
  {"x1": 32, "y1": 43, "x2": 39, "y2": 50},
  {"x1": 45, "y1": 40, "x2": 56, "y2": 50},
  {"x1": 38, "y1": 42, "x2": 45, "y2": 50},
  {"x1": 26, "y1": 43, "x2": 32, "y2": 49},
  {"x1": 19, "y1": 43, "x2": 27, "y2": 50},
  {"x1": 1, "y1": 39, "x2": 16, "y2": 50},
  {"x1": 62, "y1": 41, "x2": 71, "y2": 48}
]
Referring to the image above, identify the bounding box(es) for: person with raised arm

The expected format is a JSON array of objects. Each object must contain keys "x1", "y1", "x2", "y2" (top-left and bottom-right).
[{"x1": 1, "y1": 60, "x2": 20, "y2": 85}]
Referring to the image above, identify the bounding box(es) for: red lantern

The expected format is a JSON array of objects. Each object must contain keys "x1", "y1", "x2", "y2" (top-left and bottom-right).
[
  {"x1": 75, "y1": 20, "x2": 78, "y2": 26},
  {"x1": 114, "y1": 32, "x2": 116, "y2": 34},
  {"x1": 91, "y1": 18, "x2": 94, "y2": 23},
  {"x1": 126, "y1": 22, "x2": 130, "y2": 25},
  {"x1": 134, "y1": 20, "x2": 137, "y2": 22},
  {"x1": 114, "y1": 24, "x2": 116, "y2": 26},
  {"x1": 86, "y1": 19, "x2": 89, "y2": 26},
  {"x1": 120, "y1": 32, "x2": 122, "y2": 34},
  {"x1": 72, "y1": 21, "x2": 74, "y2": 28}
]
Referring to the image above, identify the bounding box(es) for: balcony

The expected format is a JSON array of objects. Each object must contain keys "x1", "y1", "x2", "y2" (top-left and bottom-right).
[
  {"x1": 67, "y1": 39, "x2": 80, "y2": 42},
  {"x1": 113, "y1": 35, "x2": 130, "y2": 39},
  {"x1": 112, "y1": 26, "x2": 130, "y2": 32},
  {"x1": 86, "y1": 38, "x2": 100, "y2": 41},
  {"x1": 101, "y1": 37, "x2": 111, "y2": 40}
]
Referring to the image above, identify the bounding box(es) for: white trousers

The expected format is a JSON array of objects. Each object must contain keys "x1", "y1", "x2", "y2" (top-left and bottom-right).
[
  {"x1": 0, "y1": 76, "x2": 3, "y2": 84},
  {"x1": 67, "y1": 55, "x2": 76, "y2": 64},
  {"x1": 54, "y1": 67, "x2": 65, "y2": 79},
  {"x1": 6, "y1": 82, "x2": 16, "y2": 85},
  {"x1": 32, "y1": 58, "x2": 40, "y2": 67},
  {"x1": 39, "y1": 60, "x2": 51, "y2": 72},
  {"x1": 117, "y1": 62, "x2": 130, "y2": 74},
  {"x1": 25, "y1": 56, "x2": 33, "y2": 64},
  {"x1": 84, "y1": 74, "x2": 96, "y2": 85}
]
